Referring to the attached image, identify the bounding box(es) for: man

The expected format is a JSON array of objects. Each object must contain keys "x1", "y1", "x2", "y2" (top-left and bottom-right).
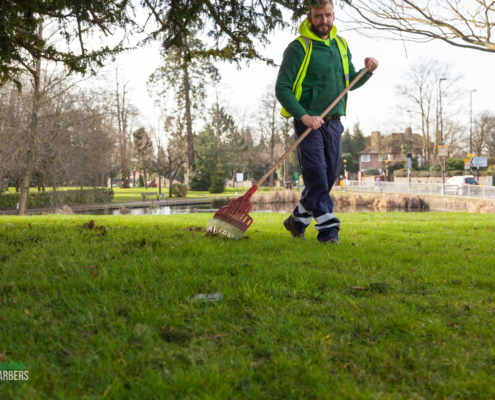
[{"x1": 275, "y1": 0, "x2": 378, "y2": 244}]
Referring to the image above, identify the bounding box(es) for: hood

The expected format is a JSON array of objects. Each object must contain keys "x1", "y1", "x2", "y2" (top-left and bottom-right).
[{"x1": 298, "y1": 19, "x2": 337, "y2": 43}]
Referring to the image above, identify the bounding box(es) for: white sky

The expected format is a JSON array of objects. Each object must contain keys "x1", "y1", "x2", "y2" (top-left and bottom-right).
[{"x1": 91, "y1": 9, "x2": 495, "y2": 140}]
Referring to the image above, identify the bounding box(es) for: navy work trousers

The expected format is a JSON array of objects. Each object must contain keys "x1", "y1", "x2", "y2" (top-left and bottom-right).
[{"x1": 291, "y1": 119, "x2": 343, "y2": 242}]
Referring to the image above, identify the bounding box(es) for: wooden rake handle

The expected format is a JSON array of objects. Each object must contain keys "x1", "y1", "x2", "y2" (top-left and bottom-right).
[{"x1": 256, "y1": 67, "x2": 369, "y2": 186}]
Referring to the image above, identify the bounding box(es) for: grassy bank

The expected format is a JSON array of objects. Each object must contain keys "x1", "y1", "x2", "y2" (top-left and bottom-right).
[
  {"x1": 2, "y1": 186, "x2": 284, "y2": 206},
  {"x1": 1, "y1": 212, "x2": 495, "y2": 399}
]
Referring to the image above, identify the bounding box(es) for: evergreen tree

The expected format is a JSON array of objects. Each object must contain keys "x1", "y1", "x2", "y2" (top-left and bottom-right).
[
  {"x1": 209, "y1": 159, "x2": 226, "y2": 193},
  {"x1": 188, "y1": 128, "x2": 223, "y2": 191},
  {"x1": 342, "y1": 128, "x2": 354, "y2": 156},
  {"x1": 352, "y1": 122, "x2": 366, "y2": 158},
  {"x1": 133, "y1": 127, "x2": 154, "y2": 189},
  {"x1": 148, "y1": 34, "x2": 220, "y2": 171}
]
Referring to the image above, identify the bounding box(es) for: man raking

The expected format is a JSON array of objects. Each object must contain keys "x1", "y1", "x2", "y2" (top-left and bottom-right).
[{"x1": 276, "y1": 0, "x2": 379, "y2": 244}]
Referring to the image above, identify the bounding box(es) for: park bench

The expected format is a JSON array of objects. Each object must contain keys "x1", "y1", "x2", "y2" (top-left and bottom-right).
[{"x1": 141, "y1": 192, "x2": 160, "y2": 201}]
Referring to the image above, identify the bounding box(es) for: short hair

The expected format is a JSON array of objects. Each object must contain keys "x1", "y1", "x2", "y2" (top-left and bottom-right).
[{"x1": 309, "y1": 0, "x2": 334, "y2": 10}]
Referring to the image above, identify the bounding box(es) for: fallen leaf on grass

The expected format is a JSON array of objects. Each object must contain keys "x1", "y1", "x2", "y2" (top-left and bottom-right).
[
  {"x1": 86, "y1": 265, "x2": 97, "y2": 269},
  {"x1": 185, "y1": 226, "x2": 206, "y2": 232},
  {"x1": 192, "y1": 232, "x2": 195, "y2": 238},
  {"x1": 24, "y1": 308, "x2": 30, "y2": 316},
  {"x1": 448, "y1": 323, "x2": 459, "y2": 329},
  {"x1": 10, "y1": 297, "x2": 15, "y2": 304},
  {"x1": 0, "y1": 353, "x2": 5, "y2": 362},
  {"x1": 81, "y1": 220, "x2": 95, "y2": 229},
  {"x1": 243, "y1": 235, "x2": 250, "y2": 239},
  {"x1": 0, "y1": 299, "x2": 3, "y2": 304},
  {"x1": 214, "y1": 333, "x2": 228, "y2": 338},
  {"x1": 92, "y1": 270, "x2": 98, "y2": 278},
  {"x1": 349, "y1": 286, "x2": 366, "y2": 291},
  {"x1": 140, "y1": 239, "x2": 146, "y2": 248}
]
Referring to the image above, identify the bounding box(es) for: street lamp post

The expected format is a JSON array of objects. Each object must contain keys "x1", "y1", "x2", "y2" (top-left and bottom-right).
[
  {"x1": 470, "y1": 90, "x2": 477, "y2": 155},
  {"x1": 407, "y1": 109, "x2": 412, "y2": 184},
  {"x1": 439, "y1": 78, "x2": 447, "y2": 193},
  {"x1": 343, "y1": 159, "x2": 347, "y2": 178}
]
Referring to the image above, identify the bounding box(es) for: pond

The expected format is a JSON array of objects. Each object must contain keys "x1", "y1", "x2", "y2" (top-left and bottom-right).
[{"x1": 73, "y1": 202, "x2": 430, "y2": 216}]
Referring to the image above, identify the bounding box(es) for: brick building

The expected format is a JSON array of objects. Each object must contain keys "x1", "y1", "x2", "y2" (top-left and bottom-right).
[{"x1": 358, "y1": 129, "x2": 431, "y2": 174}]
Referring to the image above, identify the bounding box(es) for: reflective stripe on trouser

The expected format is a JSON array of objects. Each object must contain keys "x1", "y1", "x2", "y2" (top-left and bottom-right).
[{"x1": 291, "y1": 119, "x2": 343, "y2": 242}]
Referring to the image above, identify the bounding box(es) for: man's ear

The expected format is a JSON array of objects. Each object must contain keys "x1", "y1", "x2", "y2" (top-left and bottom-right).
[
  {"x1": 307, "y1": 12, "x2": 312, "y2": 23},
  {"x1": 333, "y1": 11, "x2": 336, "y2": 22}
]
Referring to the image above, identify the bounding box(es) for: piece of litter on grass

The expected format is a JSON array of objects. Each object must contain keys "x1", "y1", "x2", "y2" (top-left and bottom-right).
[
  {"x1": 350, "y1": 286, "x2": 366, "y2": 291},
  {"x1": 192, "y1": 292, "x2": 223, "y2": 302}
]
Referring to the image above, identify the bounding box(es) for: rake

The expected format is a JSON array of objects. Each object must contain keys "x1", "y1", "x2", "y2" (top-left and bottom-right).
[{"x1": 206, "y1": 68, "x2": 369, "y2": 240}]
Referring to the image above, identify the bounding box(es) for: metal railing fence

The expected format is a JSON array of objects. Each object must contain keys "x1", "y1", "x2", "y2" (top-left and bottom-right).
[{"x1": 344, "y1": 180, "x2": 495, "y2": 200}]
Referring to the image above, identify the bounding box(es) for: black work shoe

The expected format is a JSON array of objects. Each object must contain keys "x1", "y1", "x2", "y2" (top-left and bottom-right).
[
  {"x1": 322, "y1": 238, "x2": 339, "y2": 245},
  {"x1": 283, "y1": 216, "x2": 307, "y2": 240}
]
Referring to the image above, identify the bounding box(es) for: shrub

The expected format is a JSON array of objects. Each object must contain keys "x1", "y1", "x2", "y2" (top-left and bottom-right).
[
  {"x1": 488, "y1": 166, "x2": 495, "y2": 172},
  {"x1": 364, "y1": 168, "x2": 380, "y2": 176},
  {"x1": 0, "y1": 189, "x2": 113, "y2": 209},
  {"x1": 446, "y1": 158, "x2": 464, "y2": 171},
  {"x1": 172, "y1": 184, "x2": 188, "y2": 198},
  {"x1": 209, "y1": 161, "x2": 226, "y2": 193},
  {"x1": 429, "y1": 164, "x2": 442, "y2": 171}
]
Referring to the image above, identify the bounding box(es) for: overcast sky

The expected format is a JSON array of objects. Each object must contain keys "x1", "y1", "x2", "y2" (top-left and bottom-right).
[{"x1": 91, "y1": 9, "x2": 495, "y2": 139}]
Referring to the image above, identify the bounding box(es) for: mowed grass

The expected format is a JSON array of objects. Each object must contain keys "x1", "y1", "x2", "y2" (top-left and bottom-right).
[{"x1": 1, "y1": 212, "x2": 495, "y2": 399}]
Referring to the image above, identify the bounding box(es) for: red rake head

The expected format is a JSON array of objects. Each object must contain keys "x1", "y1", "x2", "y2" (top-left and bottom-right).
[{"x1": 206, "y1": 185, "x2": 258, "y2": 240}]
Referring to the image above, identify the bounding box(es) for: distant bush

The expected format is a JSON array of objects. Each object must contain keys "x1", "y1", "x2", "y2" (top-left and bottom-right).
[
  {"x1": 209, "y1": 161, "x2": 226, "y2": 194},
  {"x1": 172, "y1": 184, "x2": 188, "y2": 197},
  {"x1": 0, "y1": 189, "x2": 113, "y2": 209},
  {"x1": 446, "y1": 158, "x2": 464, "y2": 171},
  {"x1": 393, "y1": 170, "x2": 481, "y2": 178},
  {"x1": 365, "y1": 168, "x2": 380, "y2": 176},
  {"x1": 488, "y1": 166, "x2": 495, "y2": 172},
  {"x1": 429, "y1": 164, "x2": 442, "y2": 171}
]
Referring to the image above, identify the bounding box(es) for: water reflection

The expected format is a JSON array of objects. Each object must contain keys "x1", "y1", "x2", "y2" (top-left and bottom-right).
[{"x1": 75, "y1": 202, "x2": 428, "y2": 216}]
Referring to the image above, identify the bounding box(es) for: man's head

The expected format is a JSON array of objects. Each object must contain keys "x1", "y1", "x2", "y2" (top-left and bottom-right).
[{"x1": 307, "y1": 0, "x2": 335, "y2": 39}]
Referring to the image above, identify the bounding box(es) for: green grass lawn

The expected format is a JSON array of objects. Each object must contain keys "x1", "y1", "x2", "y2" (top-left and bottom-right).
[
  {"x1": 2, "y1": 186, "x2": 285, "y2": 205},
  {"x1": 1, "y1": 212, "x2": 494, "y2": 399}
]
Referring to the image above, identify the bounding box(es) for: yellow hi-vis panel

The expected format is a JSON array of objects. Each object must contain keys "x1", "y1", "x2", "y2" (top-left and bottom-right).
[{"x1": 281, "y1": 35, "x2": 350, "y2": 118}]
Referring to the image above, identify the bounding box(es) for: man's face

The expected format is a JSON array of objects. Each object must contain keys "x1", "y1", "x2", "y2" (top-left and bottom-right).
[{"x1": 307, "y1": 3, "x2": 335, "y2": 38}]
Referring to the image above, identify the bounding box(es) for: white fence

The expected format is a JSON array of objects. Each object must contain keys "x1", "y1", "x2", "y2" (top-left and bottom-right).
[{"x1": 344, "y1": 180, "x2": 495, "y2": 200}]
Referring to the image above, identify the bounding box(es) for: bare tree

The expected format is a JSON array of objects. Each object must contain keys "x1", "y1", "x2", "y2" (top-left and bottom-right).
[
  {"x1": 153, "y1": 116, "x2": 188, "y2": 197},
  {"x1": 395, "y1": 59, "x2": 463, "y2": 162},
  {"x1": 114, "y1": 69, "x2": 138, "y2": 188},
  {"x1": 258, "y1": 84, "x2": 283, "y2": 187},
  {"x1": 342, "y1": 1, "x2": 495, "y2": 53},
  {"x1": 473, "y1": 111, "x2": 495, "y2": 156}
]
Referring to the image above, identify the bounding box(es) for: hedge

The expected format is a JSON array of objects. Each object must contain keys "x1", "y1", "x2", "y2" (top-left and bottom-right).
[
  {"x1": 0, "y1": 189, "x2": 113, "y2": 209},
  {"x1": 393, "y1": 170, "x2": 494, "y2": 178}
]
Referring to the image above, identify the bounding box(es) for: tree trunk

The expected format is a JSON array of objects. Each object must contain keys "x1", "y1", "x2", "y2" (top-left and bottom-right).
[
  {"x1": 158, "y1": 174, "x2": 162, "y2": 195},
  {"x1": 15, "y1": 179, "x2": 19, "y2": 193},
  {"x1": 18, "y1": 30, "x2": 42, "y2": 216},
  {"x1": 183, "y1": 61, "x2": 194, "y2": 170},
  {"x1": 144, "y1": 170, "x2": 148, "y2": 189}
]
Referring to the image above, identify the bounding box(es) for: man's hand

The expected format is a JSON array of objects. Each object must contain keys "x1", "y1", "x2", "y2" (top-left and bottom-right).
[
  {"x1": 365, "y1": 57, "x2": 379, "y2": 72},
  {"x1": 301, "y1": 114, "x2": 325, "y2": 130}
]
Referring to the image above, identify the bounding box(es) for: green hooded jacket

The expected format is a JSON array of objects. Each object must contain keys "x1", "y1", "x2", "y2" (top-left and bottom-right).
[{"x1": 275, "y1": 20, "x2": 371, "y2": 121}]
